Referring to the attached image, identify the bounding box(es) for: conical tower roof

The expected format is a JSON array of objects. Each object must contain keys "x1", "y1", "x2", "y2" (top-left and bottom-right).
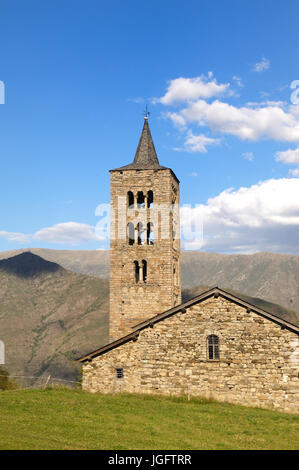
[{"x1": 111, "y1": 118, "x2": 167, "y2": 171}]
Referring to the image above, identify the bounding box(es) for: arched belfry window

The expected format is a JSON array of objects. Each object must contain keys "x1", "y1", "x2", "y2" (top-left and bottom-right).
[
  {"x1": 137, "y1": 191, "x2": 145, "y2": 209},
  {"x1": 134, "y1": 261, "x2": 140, "y2": 283},
  {"x1": 147, "y1": 190, "x2": 153, "y2": 208},
  {"x1": 207, "y1": 335, "x2": 220, "y2": 360},
  {"x1": 137, "y1": 222, "x2": 144, "y2": 245},
  {"x1": 142, "y1": 260, "x2": 147, "y2": 283},
  {"x1": 127, "y1": 222, "x2": 135, "y2": 245},
  {"x1": 134, "y1": 260, "x2": 147, "y2": 283},
  {"x1": 147, "y1": 222, "x2": 154, "y2": 245},
  {"x1": 172, "y1": 219, "x2": 176, "y2": 241},
  {"x1": 128, "y1": 191, "x2": 134, "y2": 209}
]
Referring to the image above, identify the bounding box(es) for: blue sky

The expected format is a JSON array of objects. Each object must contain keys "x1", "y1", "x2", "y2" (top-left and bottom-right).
[{"x1": 0, "y1": 0, "x2": 299, "y2": 253}]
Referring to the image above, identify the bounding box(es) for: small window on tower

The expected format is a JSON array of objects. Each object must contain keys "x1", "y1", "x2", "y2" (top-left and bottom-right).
[
  {"x1": 134, "y1": 261, "x2": 140, "y2": 283},
  {"x1": 142, "y1": 259, "x2": 147, "y2": 283},
  {"x1": 172, "y1": 217, "x2": 177, "y2": 241},
  {"x1": 137, "y1": 222, "x2": 144, "y2": 245},
  {"x1": 137, "y1": 191, "x2": 145, "y2": 209},
  {"x1": 127, "y1": 222, "x2": 135, "y2": 245},
  {"x1": 147, "y1": 222, "x2": 154, "y2": 245},
  {"x1": 147, "y1": 190, "x2": 154, "y2": 208},
  {"x1": 116, "y1": 368, "x2": 123, "y2": 379},
  {"x1": 128, "y1": 191, "x2": 134, "y2": 209}
]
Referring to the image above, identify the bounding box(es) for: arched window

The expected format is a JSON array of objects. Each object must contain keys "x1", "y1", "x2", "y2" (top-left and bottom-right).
[
  {"x1": 172, "y1": 199, "x2": 179, "y2": 241},
  {"x1": 134, "y1": 261, "x2": 140, "y2": 283},
  {"x1": 169, "y1": 212, "x2": 174, "y2": 241},
  {"x1": 137, "y1": 222, "x2": 144, "y2": 245},
  {"x1": 147, "y1": 190, "x2": 153, "y2": 208},
  {"x1": 127, "y1": 222, "x2": 135, "y2": 245},
  {"x1": 128, "y1": 191, "x2": 134, "y2": 209},
  {"x1": 137, "y1": 191, "x2": 145, "y2": 209},
  {"x1": 147, "y1": 222, "x2": 154, "y2": 245},
  {"x1": 142, "y1": 260, "x2": 147, "y2": 283},
  {"x1": 207, "y1": 335, "x2": 220, "y2": 360},
  {"x1": 172, "y1": 223, "x2": 176, "y2": 241}
]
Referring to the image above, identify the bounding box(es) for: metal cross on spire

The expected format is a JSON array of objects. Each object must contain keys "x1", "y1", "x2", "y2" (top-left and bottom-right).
[{"x1": 144, "y1": 105, "x2": 151, "y2": 120}]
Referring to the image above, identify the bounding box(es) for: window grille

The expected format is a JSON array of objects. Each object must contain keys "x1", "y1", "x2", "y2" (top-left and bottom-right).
[
  {"x1": 116, "y1": 368, "x2": 124, "y2": 379},
  {"x1": 207, "y1": 335, "x2": 220, "y2": 360}
]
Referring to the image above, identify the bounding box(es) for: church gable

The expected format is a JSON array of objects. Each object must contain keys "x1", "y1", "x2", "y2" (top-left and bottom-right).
[
  {"x1": 80, "y1": 290, "x2": 299, "y2": 413},
  {"x1": 78, "y1": 287, "x2": 299, "y2": 362}
]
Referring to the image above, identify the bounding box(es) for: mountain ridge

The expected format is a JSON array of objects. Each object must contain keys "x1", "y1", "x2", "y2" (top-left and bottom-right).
[
  {"x1": 0, "y1": 248, "x2": 298, "y2": 312},
  {"x1": 0, "y1": 252, "x2": 109, "y2": 383},
  {"x1": 0, "y1": 249, "x2": 298, "y2": 384}
]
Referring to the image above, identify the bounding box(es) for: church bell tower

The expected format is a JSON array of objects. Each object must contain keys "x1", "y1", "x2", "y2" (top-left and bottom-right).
[{"x1": 109, "y1": 117, "x2": 181, "y2": 341}]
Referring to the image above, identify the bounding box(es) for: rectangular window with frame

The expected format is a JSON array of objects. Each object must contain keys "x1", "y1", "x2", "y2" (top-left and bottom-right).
[
  {"x1": 207, "y1": 335, "x2": 220, "y2": 360},
  {"x1": 116, "y1": 368, "x2": 124, "y2": 379}
]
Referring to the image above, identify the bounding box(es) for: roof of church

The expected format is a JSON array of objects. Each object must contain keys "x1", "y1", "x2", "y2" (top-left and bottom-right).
[
  {"x1": 76, "y1": 286, "x2": 299, "y2": 363},
  {"x1": 110, "y1": 118, "x2": 169, "y2": 172}
]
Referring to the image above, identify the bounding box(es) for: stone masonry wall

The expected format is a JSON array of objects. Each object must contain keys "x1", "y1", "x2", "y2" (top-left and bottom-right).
[
  {"x1": 82, "y1": 295, "x2": 299, "y2": 413},
  {"x1": 109, "y1": 168, "x2": 181, "y2": 341}
]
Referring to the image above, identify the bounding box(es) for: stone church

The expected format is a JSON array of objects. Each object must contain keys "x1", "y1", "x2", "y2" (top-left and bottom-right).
[{"x1": 77, "y1": 117, "x2": 299, "y2": 413}]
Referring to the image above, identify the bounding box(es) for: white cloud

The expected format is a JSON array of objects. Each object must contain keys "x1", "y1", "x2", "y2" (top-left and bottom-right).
[
  {"x1": 290, "y1": 168, "x2": 299, "y2": 176},
  {"x1": 275, "y1": 147, "x2": 299, "y2": 164},
  {"x1": 158, "y1": 74, "x2": 231, "y2": 105},
  {"x1": 260, "y1": 91, "x2": 271, "y2": 98},
  {"x1": 34, "y1": 222, "x2": 103, "y2": 245},
  {"x1": 275, "y1": 147, "x2": 299, "y2": 176},
  {"x1": 165, "y1": 111, "x2": 187, "y2": 129},
  {"x1": 168, "y1": 100, "x2": 299, "y2": 144},
  {"x1": 252, "y1": 57, "x2": 270, "y2": 72},
  {"x1": 174, "y1": 131, "x2": 220, "y2": 153},
  {"x1": 0, "y1": 222, "x2": 104, "y2": 246},
  {"x1": 246, "y1": 100, "x2": 286, "y2": 108},
  {"x1": 127, "y1": 97, "x2": 145, "y2": 104},
  {"x1": 2, "y1": 179, "x2": 299, "y2": 255},
  {"x1": 158, "y1": 74, "x2": 299, "y2": 156},
  {"x1": 158, "y1": 73, "x2": 299, "y2": 181},
  {"x1": 181, "y1": 178, "x2": 299, "y2": 253},
  {"x1": 232, "y1": 76, "x2": 243, "y2": 87},
  {"x1": 242, "y1": 152, "x2": 254, "y2": 161},
  {"x1": 0, "y1": 230, "x2": 31, "y2": 243}
]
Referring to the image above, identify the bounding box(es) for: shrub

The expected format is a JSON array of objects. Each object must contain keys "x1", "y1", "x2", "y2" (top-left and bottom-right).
[{"x1": 0, "y1": 366, "x2": 17, "y2": 390}]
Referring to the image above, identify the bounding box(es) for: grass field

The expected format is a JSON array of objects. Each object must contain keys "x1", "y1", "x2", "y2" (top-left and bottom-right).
[{"x1": 0, "y1": 388, "x2": 298, "y2": 450}]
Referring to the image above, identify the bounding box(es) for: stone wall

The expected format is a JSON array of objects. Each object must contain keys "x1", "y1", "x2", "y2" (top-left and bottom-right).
[
  {"x1": 82, "y1": 295, "x2": 299, "y2": 413},
  {"x1": 109, "y1": 168, "x2": 181, "y2": 341}
]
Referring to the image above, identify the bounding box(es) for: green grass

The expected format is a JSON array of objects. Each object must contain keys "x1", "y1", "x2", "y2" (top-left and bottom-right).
[{"x1": 0, "y1": 388, "x2": 298, "y2": 450}]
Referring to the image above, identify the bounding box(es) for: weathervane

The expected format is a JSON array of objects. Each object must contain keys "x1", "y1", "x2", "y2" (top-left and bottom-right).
[{"x1": 144, "y1": 105, "x2": 151, "y2": 120}]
